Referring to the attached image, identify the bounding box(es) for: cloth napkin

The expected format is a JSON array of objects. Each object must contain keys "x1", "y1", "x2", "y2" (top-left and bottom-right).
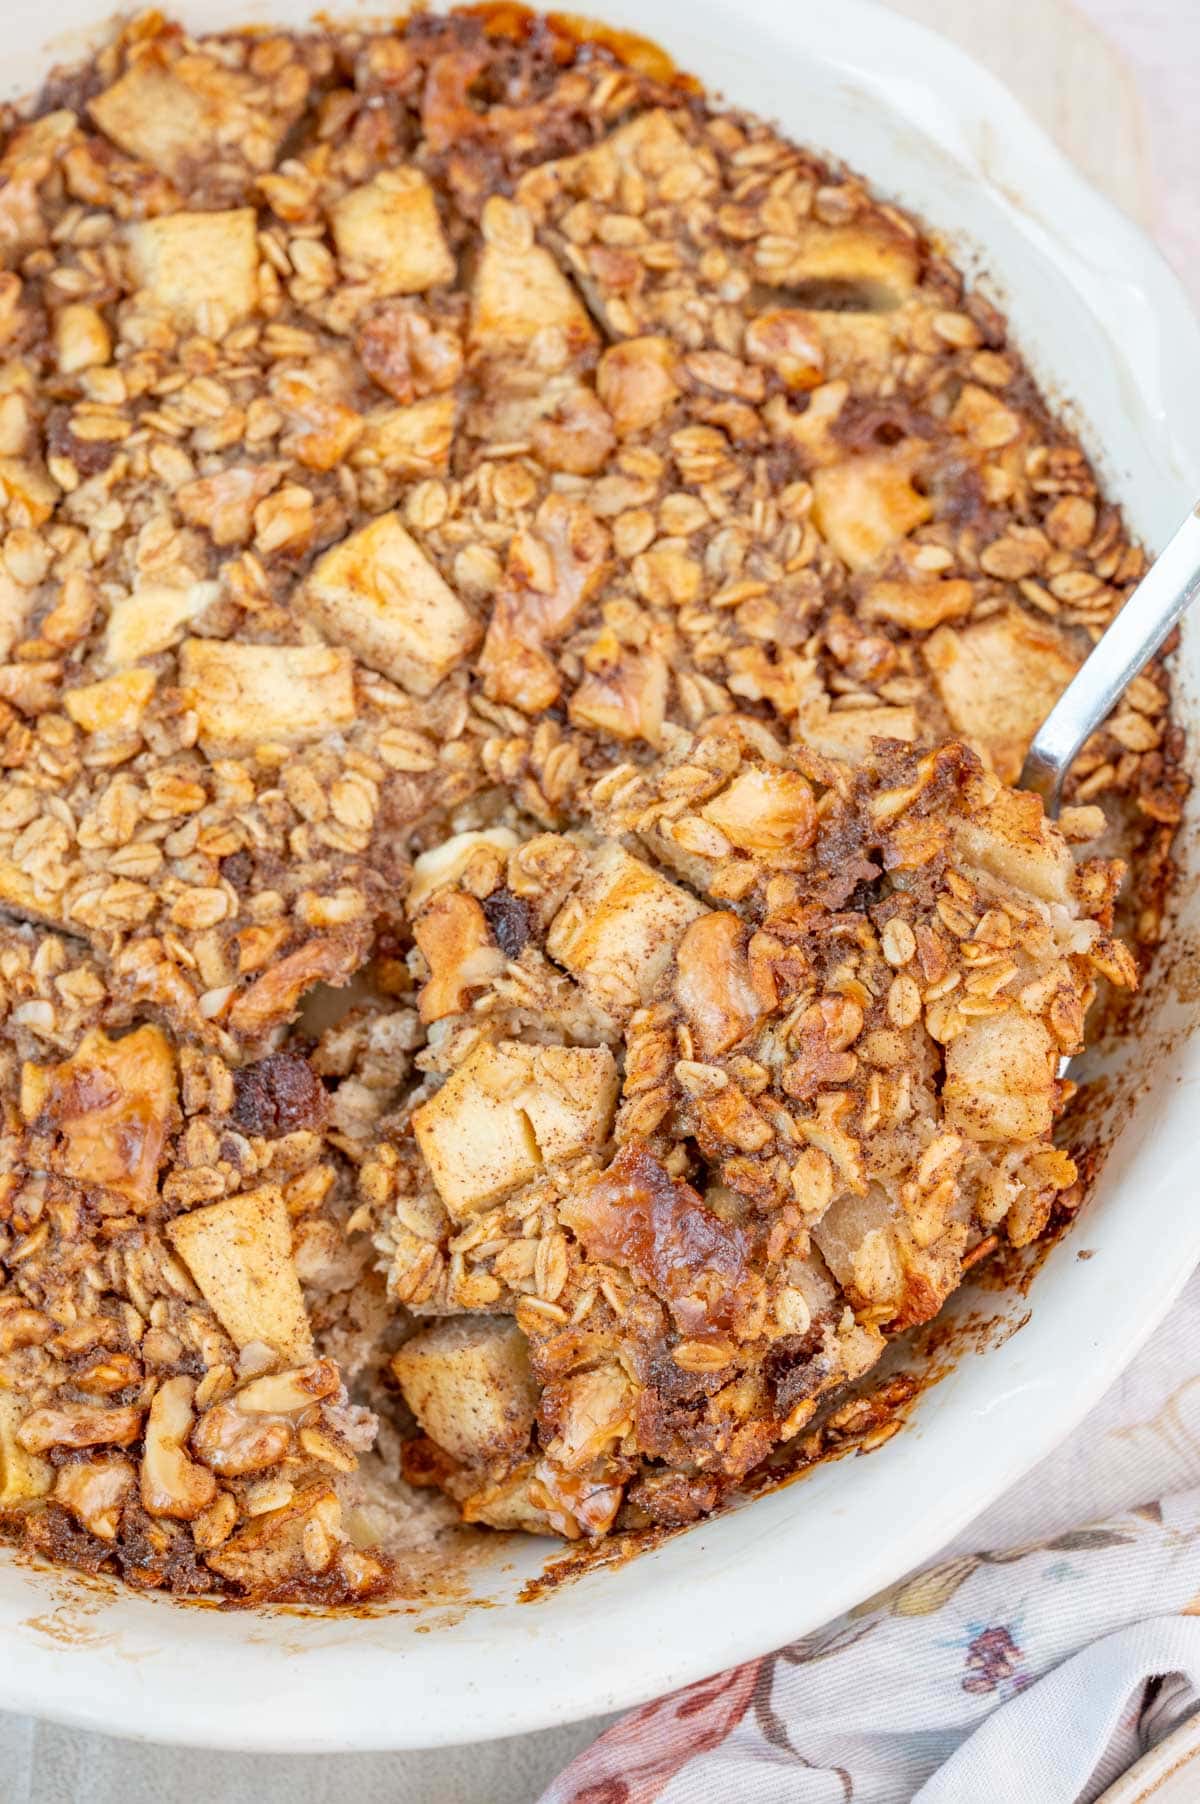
[{"x1": 540, "y1": 1267, "x2": 1200, "y2": 1804}]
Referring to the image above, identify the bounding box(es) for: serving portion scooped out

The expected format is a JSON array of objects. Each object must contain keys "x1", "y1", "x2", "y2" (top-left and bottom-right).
[
  {"x1": 383, "y1": 726, "x2": 1131, "y2": 1537},
  {"x1": 0, "y1": 7, "x2": 1182, "y2": 1602}
]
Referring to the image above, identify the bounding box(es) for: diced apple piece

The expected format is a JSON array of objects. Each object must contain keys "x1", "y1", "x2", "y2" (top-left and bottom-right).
[
  {"x1": 391, "y1": 1316, "x2": 537, "y2": 1468},
  {"x1": 547, "y1": 843, "x2": 706, "y2": 1016},
  {"x1": 470, "y1": 198, "x2": 596, "y2": 357},
  {"x1": 179, "y1": 639, "x2": 355, "y2": 750},
  {"x1": 105, "y1": 579, "x2": 219, "y2": 665},
  {"x1": 89, "y1": 51, "x2": 291, "y2": 183},
  {"x1": 128, "y1": 209, "x2": 259, "y2": 331},
  {"x1": 814, "y1": 1187, "x2": 957, "y2": 1329},
  {"x1": 861, "y1": 577, "x2": 973, "y2": 633},
  {"x1": 522, "y1": 1045, "x2": 620, "y2": 1164},
  {"x1": 798, "y1": 701, "x2": 919, "y2": 763},
  {"x1": 90, "y1": 59, "x2": 218, "y2": 179},
  {"x1": 166, "y1": 1184, "x2": 314, "y2": 1364},
  {"x1": 331, "y1": 170, "x2": 454, "y2": 296},
  {"x1": 21, "y1": 1026, "x2": 176, "y2": 1210},
  {"x1": 757, "y1": 220, "x2": 919, "y2": 308},
  {"x1": 413, "y1": 1046, "x2": 539, "y2": 1218},
  {"x1": 0, "y1": 1391, "x2": 52, "y2": 1506},
  {"x1": 923, "y1": 608, "x2": 1081, "y2": 783},
  {"x1": 302, "y1": 511, "x2": 479, "y2": 697},
  {"x1": 412, "y1": 1040, "x2": 619, "y2": 1219},
  {"x1": 812, "y1": 1186, "x2": 896, "y2": 1293},
  {"x1": 955, "y1": 780, "x2": 1074, "y2": 905},
  {"x1": 63, "y1": 668, "x2": 155, "y2": 735},
  {"x1": 53, "y1": 303, "x2": 111, "y2": 375},
  {"x1": 943, "y1": 1012, "x2": 1058, "y2": 1144},
  {"x1": 811, "y1": 447, "x2": 933, "y2": 570}
]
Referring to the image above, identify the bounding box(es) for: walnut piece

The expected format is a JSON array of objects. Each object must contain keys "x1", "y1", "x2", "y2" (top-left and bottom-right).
[{"x1": 141, "y1": 1376, "x2": 218, "y2": 1520}]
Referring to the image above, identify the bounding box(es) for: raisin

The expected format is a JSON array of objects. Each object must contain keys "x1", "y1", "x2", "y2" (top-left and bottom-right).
[
  {"x1": 482, "y1": 887, "x2": 531, "y2": 958},
  {"x1": 231, "y1": 1052, "x2": 328, "y2": 1139}
]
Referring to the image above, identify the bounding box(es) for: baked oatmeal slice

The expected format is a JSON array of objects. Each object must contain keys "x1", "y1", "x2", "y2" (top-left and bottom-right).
[{"x1": 377, "y1": 722, "x2": 1132, "y2": 1536}]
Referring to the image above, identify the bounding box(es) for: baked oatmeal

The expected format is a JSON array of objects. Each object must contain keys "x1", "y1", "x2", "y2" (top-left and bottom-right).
[{"x1": 0, "y1": 7, "x2": 1183, "y2": 1600}]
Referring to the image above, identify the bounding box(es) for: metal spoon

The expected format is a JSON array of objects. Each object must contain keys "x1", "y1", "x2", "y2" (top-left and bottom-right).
[{"x1": 1019, "y1": 500, "x2": 1200, "y2": 815}]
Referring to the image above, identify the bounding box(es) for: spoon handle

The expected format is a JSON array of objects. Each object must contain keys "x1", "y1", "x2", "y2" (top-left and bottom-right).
[{"x1": 1020, "y1": 501, "x2": 1200, "y2": 814}]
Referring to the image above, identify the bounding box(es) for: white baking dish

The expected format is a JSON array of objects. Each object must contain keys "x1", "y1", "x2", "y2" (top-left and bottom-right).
[{"x1": 2, "y1": 0, "x2": 1198, "y2": 1753}]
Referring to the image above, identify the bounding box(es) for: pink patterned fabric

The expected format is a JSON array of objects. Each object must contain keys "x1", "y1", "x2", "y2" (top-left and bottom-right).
[{"x1": 540, "y1": 1494, "x2": 1200, "y2": 1804}]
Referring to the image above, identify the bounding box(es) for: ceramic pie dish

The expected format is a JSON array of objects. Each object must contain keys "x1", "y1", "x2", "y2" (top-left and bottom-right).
[{"x1": 0, "y1": 0, "x2": 1197, "y2": 1753}]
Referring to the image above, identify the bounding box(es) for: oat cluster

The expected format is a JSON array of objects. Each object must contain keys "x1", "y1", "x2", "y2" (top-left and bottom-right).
[{"x1": 0, "y1": 9, "x2": 1181, "y2": 1599}]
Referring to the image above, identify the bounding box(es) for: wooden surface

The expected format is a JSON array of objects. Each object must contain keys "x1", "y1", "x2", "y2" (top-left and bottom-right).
[{"x1": 2, "y1": 4, "x2": 1192, "y2": 1801}]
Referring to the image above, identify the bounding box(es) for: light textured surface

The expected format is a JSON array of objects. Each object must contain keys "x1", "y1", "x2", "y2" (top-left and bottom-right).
[
  {"x1": 2, "y1": 2, "x2": 1195, "y2": 1798},
  {"x1": 891, "y1": 0, "x2": 1151, "y2": 230},
  {"x1": 0, "y1": 1713, "x2": 611, "y2": 1804}
]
